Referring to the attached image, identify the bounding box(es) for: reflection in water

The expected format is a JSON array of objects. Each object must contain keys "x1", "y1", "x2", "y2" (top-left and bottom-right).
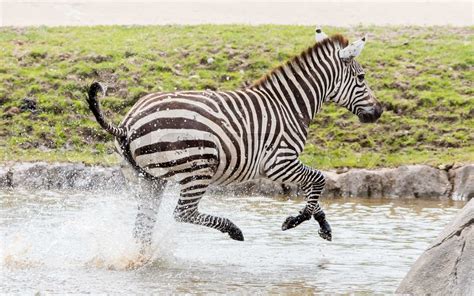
[{"x1": 0, "y1": 188, "x2": 464, "y2": 294}]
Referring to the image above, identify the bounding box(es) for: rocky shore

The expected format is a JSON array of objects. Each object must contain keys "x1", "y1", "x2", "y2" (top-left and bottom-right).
[
  {"x1": 397, "y1": 198, "x2": 473, "y2": 294},
  {"x1": 0, "y1": 162, "x2": 472, "y2": 200}
]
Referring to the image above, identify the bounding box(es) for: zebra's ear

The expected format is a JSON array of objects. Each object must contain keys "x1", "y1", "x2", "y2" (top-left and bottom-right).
[
  {"x1": 315, "y1": 26, "x2": 328, "y2": 42},
  {"x1": 339, "y1": 34, "x2": 367, "y2": 61}
]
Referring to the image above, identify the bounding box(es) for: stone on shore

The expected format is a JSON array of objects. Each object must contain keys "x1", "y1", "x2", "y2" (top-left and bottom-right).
[
  {"x1": 396, "y1": 199, "x2": 474, "y2": 295},
  {"x1": 323, "y1": 165, "x2": 452, "y2": 199},
  {"x1": 8, "y1": 162, "x2": 126, "y2": 191},
  {"x1": 0, "y1": 162, "x2": 472, "y2": 200},
  {"x1": 0, "y1": 166, "x2": 11, "y2": 187},
  {"x1": 450, "y1": 165, "x2": 474, "y2": 201},
  {"x1": 336, "y1": 169, "x2": 387, "y2": 198},
  {"x1": 381, "y1": 165, "x2": 451, "y2": 199}
]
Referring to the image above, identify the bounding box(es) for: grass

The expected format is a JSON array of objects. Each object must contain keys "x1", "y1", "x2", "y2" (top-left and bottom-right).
[{"x1": 0, "y1": 25, "x2": 472, "y2": 169}]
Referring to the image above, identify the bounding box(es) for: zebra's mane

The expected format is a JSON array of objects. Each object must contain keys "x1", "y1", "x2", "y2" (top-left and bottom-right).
[{"x1": 250, "y1": 34, "x2": 349, "y2": 88}]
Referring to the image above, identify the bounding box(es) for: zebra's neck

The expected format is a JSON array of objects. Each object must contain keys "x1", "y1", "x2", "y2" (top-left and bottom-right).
[{"x1": 251, "y1": 40, "x2": 341, "y2": 128}]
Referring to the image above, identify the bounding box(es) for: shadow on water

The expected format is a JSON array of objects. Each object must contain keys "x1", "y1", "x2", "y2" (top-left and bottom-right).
[{"x1": 0, "y1": 188, "x2": 465, "y2": 294}]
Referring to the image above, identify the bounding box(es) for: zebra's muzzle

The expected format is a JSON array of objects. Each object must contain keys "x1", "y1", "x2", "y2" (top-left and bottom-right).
[{"x1": 358, "y1": 103, "x2": 383, "y2": 123}]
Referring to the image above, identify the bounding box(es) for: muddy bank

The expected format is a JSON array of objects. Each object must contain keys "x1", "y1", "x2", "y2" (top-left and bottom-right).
[{"x1": 0, "y1": 162, "x2": 472, "y2": 201}]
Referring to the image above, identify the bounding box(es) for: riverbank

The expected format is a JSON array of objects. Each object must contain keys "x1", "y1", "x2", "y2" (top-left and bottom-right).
[
  {"x1": 0, "y1": 25, "x2": 473, "y2": 169},
  {"x1": 1, "y1": 162, "x2": 472, "y2": 201}
]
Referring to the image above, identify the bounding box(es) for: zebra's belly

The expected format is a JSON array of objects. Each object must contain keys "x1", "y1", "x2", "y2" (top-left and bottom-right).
[
  {"x1": 212, "y1": 146, "x2": 268, "y2": 186},
  {"x1": 127, "y1": 131, "x2": 265, "y2": 186}
]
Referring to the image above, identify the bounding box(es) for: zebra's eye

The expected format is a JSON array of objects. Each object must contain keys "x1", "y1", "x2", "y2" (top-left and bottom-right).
[{"x1": 357, "y1": 74, "x2": 365, "y2": 82}]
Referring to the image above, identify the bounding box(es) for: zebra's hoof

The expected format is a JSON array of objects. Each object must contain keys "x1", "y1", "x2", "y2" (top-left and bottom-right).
[
  {"x1": 318, "y1": 229, "x2": 332, "y2": 241},
  {"x1": 282, "y1": 216, "x2": 297, "y2": 231},
  {"x1": 317, "y1": 220, "x2": 332, "y2": 241},
  {"x1": 228, "y1": 226, "x2": 244, "y2": 241},
  {"x1": 282, "y1": 212, "x2": 311, "y2": 231}
]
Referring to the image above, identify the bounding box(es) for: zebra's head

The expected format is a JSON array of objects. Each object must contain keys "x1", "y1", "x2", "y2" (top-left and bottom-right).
[{"x1": 317, "y1": 28, "x2": 383, "y2": 123}]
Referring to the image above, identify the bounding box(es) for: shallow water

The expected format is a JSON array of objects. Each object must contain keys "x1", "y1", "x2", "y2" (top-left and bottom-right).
[{"x1": 0, "y1": 188, "x2": 465, "y2": 294}]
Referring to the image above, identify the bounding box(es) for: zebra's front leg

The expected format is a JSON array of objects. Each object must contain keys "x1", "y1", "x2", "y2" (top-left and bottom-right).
[
  {"x1": 173, "y1": 178, "x2": 244, "y2": 241},
  {"x1": 269, "y1": 160, "x2": 332, "y2": 241}
]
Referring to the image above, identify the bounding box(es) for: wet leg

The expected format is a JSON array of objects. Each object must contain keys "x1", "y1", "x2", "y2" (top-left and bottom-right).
[
  {"x1": 267, "y1": 159, "x2": 332, "y2": 241},
  {"x1": 173, "y1": 173, "x2": 244, "y2": 241},
  {"x1": 133, "y1": 178, "x2": 167, "y2": 248}
]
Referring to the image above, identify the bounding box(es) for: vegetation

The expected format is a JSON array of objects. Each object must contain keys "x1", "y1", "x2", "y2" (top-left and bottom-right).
[{"x1": 0, "y1": 25, "x2": 472, "y2": 169}]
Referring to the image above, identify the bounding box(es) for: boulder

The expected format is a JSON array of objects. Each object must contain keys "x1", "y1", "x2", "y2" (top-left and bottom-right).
[
  {"x1": 450, "y1": 165, "x2": 474, "y2": 201},
  {"x1": 0, "y1": 166, "x2": 11, "y2": 187},
  {"x1": 78, "y1": 165, "x2": 127, "y2": 192},
  {"x1": 382, "y1": 165, "x2": 451, "y2": 199},
  {"x1": 0, "y1": 162, "x2": 470, "y2": 200},
  {"x1": 9, "y1": 162, "x2": 127, "y2": 192},
  {"x1": 10, "y1": 162, "x2": 50, "y2": 189},
  {"x1": 397, "y1": 199, "x2": 474, "y2": 295},
  {"x1": 323, "y1": 165, "x2": 451, "y2": 199},
  {"x1": 210, "y1": 178, "x2": 299, "y2": 197},
  {"x1": 337, "y1": 169, "x2": 387, "y2": 198},
  {"x1": 43, "y1": 162, "x2": 87, "y2": 189},
  {"x1": 209, "y1": 171, "x2": 340, "y2": 199},
  {"x1": 321, "y1": 171, "x2": 341, "y2": 198}
]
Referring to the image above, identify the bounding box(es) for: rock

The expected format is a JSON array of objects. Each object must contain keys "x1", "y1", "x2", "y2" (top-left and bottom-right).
[
  {"x1": 438, "y1": 163, "x2": 454, "y2": 171},
  {"x1": 322, "y1": 171, "x2": 341, "y2": 198},
  {"x1": 0, "y1": 167, "x2": 12, "y2": 187},
  {"x1": 20, "y1": 97, "x2": 37, "y2": 112},
  {"x1": 323, "y1": 165, "x2": 451, "y2": 199},
  {"x1": 208, "y1": 170, "x2": 346, "y2": 199},
  {"x1": 4, "y1": 106, "x2": 20, "y2": 117},
  {"x1": 335, "y1": 167, "x2": 349, "y2": 174},
  {"x1": 450, "y1": 165, "x2": 474, "y2": 201},
  {"x1": 397, "y1": 199, "x2": 474, "y2": 295},
  {"x1": 337, "y1": 169, "x2": 387, "y2": 198},
  {"x1": 84, "y1": 165, "x2": 127, "y2": 192},
  {"x1": 0, "y1": 162, "x2": 471, "y2": 200},
  {"x1": 46, "y1": 163, "x2": 86, "y2": 189},
  {"x1": 209, "y1": 178, "x2": 299, "y2": 198},
  {"x1": 10, "y1": 162, "x2": 49, "y2": 188},
  {"x1": 382, "y1": 165, "x2": 451, "y2": 199},
  {"x1": 85, "y1": 54, "x2": 111, "y2": 63},
  {"x1": 9, "y1": 162, "x2": 127, "y2": 192}
]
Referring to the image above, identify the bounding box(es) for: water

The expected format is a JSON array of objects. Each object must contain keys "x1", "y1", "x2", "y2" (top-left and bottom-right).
[{"x1": 1, "y1": 188, "x2": 465, "y2": 294}]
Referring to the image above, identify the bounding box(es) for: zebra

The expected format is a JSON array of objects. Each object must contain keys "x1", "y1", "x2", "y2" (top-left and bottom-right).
[{"x1": 86, "y1": 28, "x2": 382, "y2": 247}]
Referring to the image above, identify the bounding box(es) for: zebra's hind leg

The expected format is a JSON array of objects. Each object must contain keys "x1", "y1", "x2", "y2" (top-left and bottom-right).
[
  {"x1": 173, "y1": 176, "x2": 244, "y2": 241},
  {"x1": 313, "y1": 211, "x2": 332, "y2": 241},
  {"x1": 132, "y1": 177, "x2": 167, "y2": 250}
]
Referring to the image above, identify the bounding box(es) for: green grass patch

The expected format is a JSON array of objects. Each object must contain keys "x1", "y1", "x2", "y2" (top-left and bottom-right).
[{"x1": 0, "y1": 25, "x2": 473, "y2": 169}]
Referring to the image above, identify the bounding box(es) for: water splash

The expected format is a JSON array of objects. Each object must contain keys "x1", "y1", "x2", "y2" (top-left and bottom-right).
[{"x1": 1, "y1": 188, "x2": 180, "y2": 271}]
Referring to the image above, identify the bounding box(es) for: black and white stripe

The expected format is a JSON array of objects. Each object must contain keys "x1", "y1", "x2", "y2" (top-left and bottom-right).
[{"x1": 87, "y1": 31, "x2": 382, "y2": 244}]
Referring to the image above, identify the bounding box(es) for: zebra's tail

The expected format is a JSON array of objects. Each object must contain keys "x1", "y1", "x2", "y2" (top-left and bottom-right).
[{"x1": 87, "y1": 82, "x2": 127, "y2": 138}]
